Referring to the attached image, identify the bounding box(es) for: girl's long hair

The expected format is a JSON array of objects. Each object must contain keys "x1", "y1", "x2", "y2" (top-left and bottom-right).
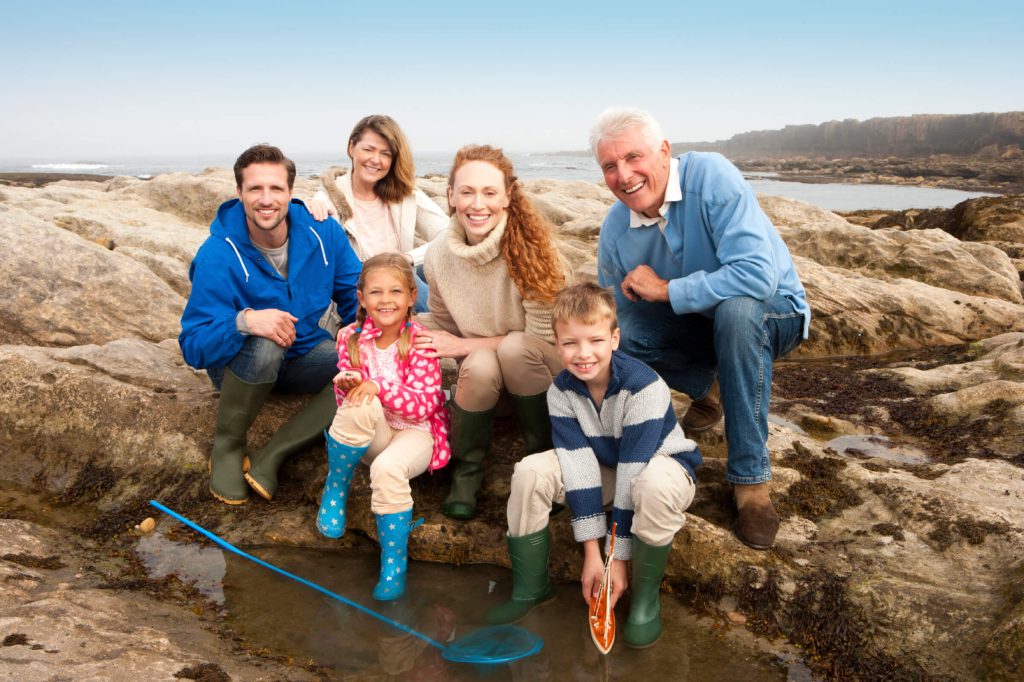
[
  {"x1": 347, "y1": 115, "x2": 416, "y2": 204},
  {"x1": 448, "y1": 145, "x2": 564, "y2": 302},
  {"x1": 346, "y1": 253, "x2": 416, "y2": 368}
]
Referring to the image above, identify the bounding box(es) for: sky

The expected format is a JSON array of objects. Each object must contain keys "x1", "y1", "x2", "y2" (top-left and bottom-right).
[{"x1": 1, "y1": 0, "x2": 1022, "y2": 159}]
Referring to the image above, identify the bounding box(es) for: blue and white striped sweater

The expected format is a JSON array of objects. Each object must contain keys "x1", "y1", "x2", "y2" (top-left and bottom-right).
[{"x1": 548, "y1": 350, "x2": 702, "y2": 560}]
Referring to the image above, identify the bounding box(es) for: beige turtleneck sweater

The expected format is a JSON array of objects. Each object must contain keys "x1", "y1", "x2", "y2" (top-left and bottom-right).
[{"x1": 423, "y1": 214, "x2": 557, "y2": 345}]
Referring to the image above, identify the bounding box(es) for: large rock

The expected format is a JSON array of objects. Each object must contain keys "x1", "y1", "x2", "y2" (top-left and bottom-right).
[
  {"x1": 0, "y1": 206, "x2": 185, "y2": 347},
  {"x1": 761, "y1": 195, "x2": 1023, "y2": 304},
  {"x1": 0, "y1": 519, "x2": 315, "y2": 681},
  {"x1": 795, "y1": 257, "x2": 1024, "y2": 356}
]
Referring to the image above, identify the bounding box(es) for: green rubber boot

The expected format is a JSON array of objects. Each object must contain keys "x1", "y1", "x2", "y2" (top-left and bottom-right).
[
  {"x1": 210, "y1": 369, "x2": 274, "y2": 505},
  {"x1": 623, "y1": 537, "x2": 673, "y2": 648},
  {"x1": 485, "y1": 528, "x2": 557, "y2": 624},
  {"x1": 441, "y1": 402, "x2": 495, "y2": 520},
  {"x1": 245, "y1": 383, "x2": 338, "y2": 501},
  {"x1": 510, "y1": 392, "x2": 553, "y2": 455}
]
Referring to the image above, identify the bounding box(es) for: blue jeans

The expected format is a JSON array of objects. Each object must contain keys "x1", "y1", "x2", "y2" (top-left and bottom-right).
[
  {"x1": 207, "y1": 336, "x2": 338, "y2": 394},
  {"x1": 414, "y1": 268, "x2": 429, "y2": 314},
  {"x1": 619, "y1": 294, "x2": 804, "y2": 484}
]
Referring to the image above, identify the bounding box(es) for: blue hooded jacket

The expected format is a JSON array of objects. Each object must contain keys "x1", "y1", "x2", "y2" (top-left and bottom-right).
[{"x1": 179, "y1": 198, "x2": 362, "y2": 370}]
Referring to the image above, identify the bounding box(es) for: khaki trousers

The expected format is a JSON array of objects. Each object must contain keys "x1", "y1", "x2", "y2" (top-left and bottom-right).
[
  {"x1": 454, "y1": 331, "x2": 562, "y2": 411},
  {"x1": 328, "y1": 397, "x2": 433, "y2": 515},
  {"x1": 506, "y1": 449, "x2": 697, "y2": 548}
]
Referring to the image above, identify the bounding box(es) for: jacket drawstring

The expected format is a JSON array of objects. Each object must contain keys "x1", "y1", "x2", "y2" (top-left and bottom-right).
[
  {"x1": 224, "y1": 237, "x2": 250, "y2": 282},
  {"x1": 308, "y1": 226, "x2": 328, "y2": 266}
]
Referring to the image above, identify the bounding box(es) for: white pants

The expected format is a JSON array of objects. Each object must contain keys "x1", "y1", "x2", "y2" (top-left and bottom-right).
[
  {"x1": 328, "y1": 397, "x2": 433, "y2": 515},
  {"x1": 506, "y1": 449, "x2": 696, "y2": 547}
]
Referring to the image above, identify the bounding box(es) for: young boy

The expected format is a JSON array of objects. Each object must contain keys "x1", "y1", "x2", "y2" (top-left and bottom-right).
[{"x1": 486, "y1": 282, "x2": 702, "y2": 648}]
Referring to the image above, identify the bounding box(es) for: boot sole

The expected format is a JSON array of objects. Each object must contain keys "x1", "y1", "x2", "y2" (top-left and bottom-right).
[
  {"x1": 244, "y1": 473, "x2": 274, "y2": 501},
  {"x1": 210, "y1": 485, "x2": 248, "y2": 505}
]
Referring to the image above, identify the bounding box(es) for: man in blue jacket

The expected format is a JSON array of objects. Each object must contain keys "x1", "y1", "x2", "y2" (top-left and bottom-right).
[
  {"x1": 180, "y1": 144, "x2": 361, "y2": 504},
  {"x1": 592, "y1": 109, "x2": 810, "y2": 550}
]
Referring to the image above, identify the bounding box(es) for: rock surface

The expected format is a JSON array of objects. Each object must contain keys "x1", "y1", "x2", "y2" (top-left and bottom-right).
[{"x1": 2, "y1": 171, "x2": 1024, "y2": 679}]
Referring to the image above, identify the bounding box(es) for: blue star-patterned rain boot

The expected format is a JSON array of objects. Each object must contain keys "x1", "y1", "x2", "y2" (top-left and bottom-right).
[
  {"x1": 316, "y1": 431, "x2": 368, "y2": 539},
  {"x1": 372, "y1": 508, "x2": 424, "y2": 601}
]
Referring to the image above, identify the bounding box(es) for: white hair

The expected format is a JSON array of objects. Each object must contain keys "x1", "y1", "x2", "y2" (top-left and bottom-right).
[{"x1": 589, "y1": 108, "x2": 666, "y2": 160}]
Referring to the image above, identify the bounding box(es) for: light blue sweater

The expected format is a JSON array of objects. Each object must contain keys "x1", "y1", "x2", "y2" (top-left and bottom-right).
[{"x1": 597, "y1": 152, "x2": 810, "y2": 338}]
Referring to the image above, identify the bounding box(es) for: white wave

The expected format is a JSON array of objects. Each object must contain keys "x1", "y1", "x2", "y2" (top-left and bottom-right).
[{"x1": 31, "y1": 163, "x2": 110, "y2": 171}]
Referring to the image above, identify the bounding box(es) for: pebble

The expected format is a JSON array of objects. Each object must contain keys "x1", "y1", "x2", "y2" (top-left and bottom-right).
[
  {"x1": 137, "y1": 517, "x2": 156, "y2": 534},
  {"x1": 727, "y1": 612, "x2": 747, "y2": 626}
]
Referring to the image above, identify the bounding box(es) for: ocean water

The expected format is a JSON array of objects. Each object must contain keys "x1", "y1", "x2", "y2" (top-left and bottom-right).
[{"x1": 0, "y1": 153, "x2": 997, "y2": 211}]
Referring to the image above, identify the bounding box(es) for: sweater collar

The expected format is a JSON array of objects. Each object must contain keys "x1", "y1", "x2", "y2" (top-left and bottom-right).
[{"x1": 445, "y1": 213, "x2": 507, "y2": 266}]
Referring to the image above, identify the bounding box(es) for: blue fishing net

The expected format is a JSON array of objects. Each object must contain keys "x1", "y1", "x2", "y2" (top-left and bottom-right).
[
  {"x1": 149, "y1": 501, "x2": 545, "y2": 667},
  {"x1": 442, "y1": 625, "x2": 544, "y2": 664}
]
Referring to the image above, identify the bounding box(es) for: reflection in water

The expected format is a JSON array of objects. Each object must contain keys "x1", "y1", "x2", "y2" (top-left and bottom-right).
[
  {"x1": 136, "y1": 533, "x2": 787, "y2": 680},
  {"x1": 827, "y1": 434, "x2": 929, "y2": 464}
]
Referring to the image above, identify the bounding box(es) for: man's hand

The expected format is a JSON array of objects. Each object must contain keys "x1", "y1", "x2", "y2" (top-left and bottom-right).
[
  {"x1": 308, "y1": 198, "x2": 336, "y2": 222},
  {"x1": 244, "y1": 309, "x2": 298, "y2": 348},
  {"x1": 621, "y1": 265, "x2": 670, "y2": 303}
]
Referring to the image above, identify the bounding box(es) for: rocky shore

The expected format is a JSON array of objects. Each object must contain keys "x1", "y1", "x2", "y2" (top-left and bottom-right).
[{"x1": 2, "y1": 171, "x2": 1023, "y2": 679}]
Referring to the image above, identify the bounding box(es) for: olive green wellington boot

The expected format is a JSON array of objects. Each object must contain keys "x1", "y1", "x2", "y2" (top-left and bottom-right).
[
  {"x1": 245, "y1": 383, "x2": 338, "y2": 501},
  {"x1": 210, "y1": 369, "x2": 275, "y2": 505},
  {"x1": 485, "y1": 527, "x2": 557, "y2": 624},
  {"x1": 441, "y1": 403, "x2": 495, "y2": 520},
  {"x1": 623, "y1": 537, "x2": 673, "y2": 648},
  {"x1": 510, "y1": 392, "x2": 553, "y2": 455}
]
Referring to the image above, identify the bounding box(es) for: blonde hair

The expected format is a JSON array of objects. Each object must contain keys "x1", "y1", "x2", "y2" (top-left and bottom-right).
[
  {"x1": 551, "y1": 282, "x2": 618, "y2": 334},
  {"x1": 346, "y1": 253, "x2": 417, "y2": 368},
  {"x1": 448, "y1": 145, "x2": 564, "y2": 302},
  {"x1": 347, "y1": 115, "x2": 416, "y2": 204}
]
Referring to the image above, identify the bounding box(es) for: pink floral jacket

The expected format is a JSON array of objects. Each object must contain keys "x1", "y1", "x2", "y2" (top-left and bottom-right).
[{"x1": 333, "y1": 318, "x2": 451, "y2": 471}]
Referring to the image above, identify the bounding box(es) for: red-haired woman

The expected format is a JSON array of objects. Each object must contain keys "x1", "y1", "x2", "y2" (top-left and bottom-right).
[{"x1": 415, "y1": 145, "x2": 569, "y2": 520}]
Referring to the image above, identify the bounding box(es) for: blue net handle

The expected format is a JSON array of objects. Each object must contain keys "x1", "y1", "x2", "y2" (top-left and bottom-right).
[{"x1": 148, "y1": 500, "x2": 542, "y2": 665}]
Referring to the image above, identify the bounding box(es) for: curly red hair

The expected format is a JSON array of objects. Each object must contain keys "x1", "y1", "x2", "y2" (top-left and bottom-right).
[{"x1": 447, "y1": 145, "x2": 564, "y2": 303}]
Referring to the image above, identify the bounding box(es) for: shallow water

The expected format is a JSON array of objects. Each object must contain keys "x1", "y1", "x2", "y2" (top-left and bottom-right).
[
  {"x1": 135, "y1": 526, "x2": 793, "y2": 680},
  {"x1": 826, "y1": 434, "x2": 930, "y2": 465}
]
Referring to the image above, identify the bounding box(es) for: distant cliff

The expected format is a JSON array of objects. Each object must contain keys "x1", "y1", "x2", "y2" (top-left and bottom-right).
[{"x1": 677, "y1": 112, "x2": 1024, "y2": 158}]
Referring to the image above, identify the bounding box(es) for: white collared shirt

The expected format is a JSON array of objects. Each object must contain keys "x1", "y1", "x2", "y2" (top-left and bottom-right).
[{"x1": 628, "y1": 157, "x2": 681, "y2": 231}]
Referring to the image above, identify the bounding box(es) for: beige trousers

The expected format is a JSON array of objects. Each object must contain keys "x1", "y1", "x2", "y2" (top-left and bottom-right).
[
  {"x1": 454, "y1": 331, "x2": 562, "y2": 411},
  {"x1": 328, "y1": 397, "x2": 433, "y2": 515},
  {"x1": 506, "y1": 449, "x2": 697, "y2": 547}
]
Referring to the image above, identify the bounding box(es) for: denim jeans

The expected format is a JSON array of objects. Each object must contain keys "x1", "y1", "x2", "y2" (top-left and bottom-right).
[
  {"x1": 414, "y1": 268, "x2": 430, "y2": 314},
  {"x1": 207, "y1": 336, "x2": 338, "y2": 394},
  {"x1": 619, "y1": 294, "x2": 804, "y2": 484}
]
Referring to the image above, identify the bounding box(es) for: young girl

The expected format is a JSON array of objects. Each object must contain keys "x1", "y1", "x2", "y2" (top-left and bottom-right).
[{"x1": 317, "y1": 252, "x2": 450, "y2": 601}]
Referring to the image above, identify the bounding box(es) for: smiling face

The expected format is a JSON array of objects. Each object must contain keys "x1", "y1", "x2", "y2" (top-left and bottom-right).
[
  {"x1": 554, "y1": 316, "x2": 620, "y2": 390},
  {"x1": 348, "y1": 129, "x2": 394, "y2": 193},
  {"x1": 357, "y1": 267, "x2": 415, "y2": 336},
  {"x1": 596, "y1": 127, "x2": 672, "y2": 218},
  {"x1": 237, "y1": 162, "x2": 292, "y2": 248},
  {"x1": 447, "y1": 160, "x2": 510, "y2": 245}
]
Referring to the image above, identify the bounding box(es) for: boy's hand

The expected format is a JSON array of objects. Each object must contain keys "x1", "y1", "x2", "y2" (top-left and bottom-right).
[
  {"x1": 581, "y1": 550, "x2": 605, "y2": 605},
  {"x1": 344, "y1": 378, "x2": 379, "y2": 406},
  {"x1": 608, "y1": 559, "x2": 628, "y2": 608}
]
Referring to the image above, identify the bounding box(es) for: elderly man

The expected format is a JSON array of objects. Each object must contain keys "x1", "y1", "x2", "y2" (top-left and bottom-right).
[
  {"x1": 180, "y1": 144, "x2": 361, "y2": 504},
  {"x1": 592, "y1": 108, "x2": 810, "y2": 549}
]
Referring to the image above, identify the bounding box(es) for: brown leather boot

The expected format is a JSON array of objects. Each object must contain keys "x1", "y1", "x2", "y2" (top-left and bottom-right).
[
  {"x1": 734, "y1": 482, "x2": 779, "y2": 550},
  {"x1": 682, "y1": 380, "x2": 722, "y2": 432}
]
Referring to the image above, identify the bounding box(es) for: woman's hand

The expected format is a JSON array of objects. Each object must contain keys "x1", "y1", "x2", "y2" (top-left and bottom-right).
[
  {"x1": 413, "y1": 329, "x2": 466, "y2": 359},
  {"x1": 343, "y1": 378, "x2": 379, "y2": 406},
  {"x1": 333, "y1": 370, "x2": 362, "y2": 392},
  {"x1": 309, "y1": 198, "x2": 336, "y2": 222}
]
